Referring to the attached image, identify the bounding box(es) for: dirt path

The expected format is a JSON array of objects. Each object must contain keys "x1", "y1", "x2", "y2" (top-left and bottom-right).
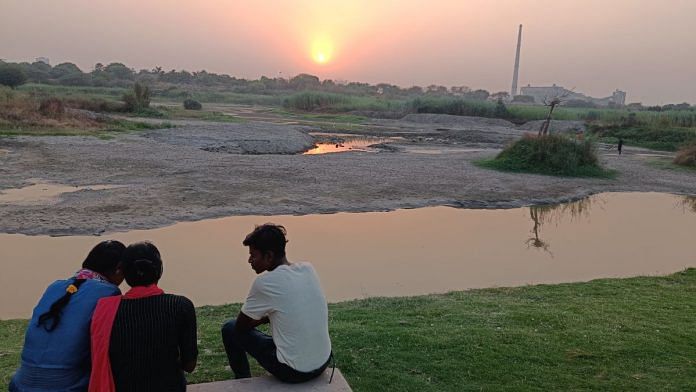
[{"x1": 0, "y1": 114, "x2": 694, "y2": 236}]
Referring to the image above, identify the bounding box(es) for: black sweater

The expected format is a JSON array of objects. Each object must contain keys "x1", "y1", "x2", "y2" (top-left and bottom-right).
[{"x1": 109, "y1": 294, "x2": 198, "y2": 392}]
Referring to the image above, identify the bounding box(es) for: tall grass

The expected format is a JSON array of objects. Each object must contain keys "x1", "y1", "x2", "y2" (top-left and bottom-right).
[
  {"x1": 674, "y1": 142, "x2": 696, "y2": 167},
  {"x1": 477, "y1": 134, "x2": 612, "y2": 177}
]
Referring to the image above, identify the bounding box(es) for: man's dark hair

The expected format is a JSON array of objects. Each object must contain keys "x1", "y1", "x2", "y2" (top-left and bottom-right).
[
  {"x1": 243, "y1": 224, "x2": 288, "y2": 260},
  {"x1": 122, "y1": 241, "x2": 163, "y2": 287}
]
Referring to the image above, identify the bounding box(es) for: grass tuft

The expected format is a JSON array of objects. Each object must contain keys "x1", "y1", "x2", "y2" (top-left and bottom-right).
[{"x1": 477, "y1": 134, "x2": 614, "y2": 177}]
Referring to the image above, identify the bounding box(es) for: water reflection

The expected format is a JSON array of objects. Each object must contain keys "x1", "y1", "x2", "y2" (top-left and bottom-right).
[
  {"x1": 303, "y1": 134, "x2": 394, "y2": 155},
  {"x1": 526, "y1": 196, "x2": 599, "y2": 255},
  {"x1": 1, "y1": 192, "x2": 695, "y2": 319},
  {"x1": 681, "y1": 196, "x2": 696, "y2": 213}
]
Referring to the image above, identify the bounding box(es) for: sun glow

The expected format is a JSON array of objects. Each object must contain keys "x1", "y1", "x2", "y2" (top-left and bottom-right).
[{"x1": 311, "y1": 36, "x2": 334, "y2": 65}]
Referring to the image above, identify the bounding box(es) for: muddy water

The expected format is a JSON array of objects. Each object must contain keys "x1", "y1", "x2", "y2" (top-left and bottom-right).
[
  {"x1": 0, "y1": 181, "x2": 120, "y2": 205},
  {"x1": 1, "y1": 192, "x2": 695, "y2": 319},
  {"x1": 304, "y1": 133, "x2": 395, "y2": 155}
]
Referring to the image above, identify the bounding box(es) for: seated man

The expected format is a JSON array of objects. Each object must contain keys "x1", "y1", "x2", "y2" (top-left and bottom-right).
[{"x1": 222, "y1": 224, "x2": 332, "y2": 383}]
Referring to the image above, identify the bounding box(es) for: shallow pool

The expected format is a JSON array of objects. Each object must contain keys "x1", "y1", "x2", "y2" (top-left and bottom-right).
[{"x1": 1, "y1": 192, "x2": 694, "y2": 318}]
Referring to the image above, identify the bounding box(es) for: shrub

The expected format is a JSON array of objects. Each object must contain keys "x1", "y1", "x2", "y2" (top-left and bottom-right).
[
  {"x1": 480, "y1": 134, "x2": 610, "y2": 177},
  {"x1": 674, "y1": 141, "x2": 696, "y2": 167},
  {"x1": 283, "y1": 92, "x2": 349, "y2": 111},
  {"x1": 122, "y1": 82, "x2": 150, "y2": 112},
  {"x1": 38, "y1": 97, "x2": 65, "y2": 117},
  {"x1": 183, "y1": 99, "x2": 202, "y2": 110},
  {"x1": 0, "y1": 65, "x2": 28, "y2": 89}
]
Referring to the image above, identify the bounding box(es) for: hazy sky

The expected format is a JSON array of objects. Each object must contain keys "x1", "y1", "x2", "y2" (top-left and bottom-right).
[{"x1": 2, "y1": 0, "x2": 695, "y2": 104}]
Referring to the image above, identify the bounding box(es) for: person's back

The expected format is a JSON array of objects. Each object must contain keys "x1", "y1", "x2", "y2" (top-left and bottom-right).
[
  {"x1": 222, "y1": 224, "x2": 332, "y2": 384},
  {"x1": 89, "y1": 241, "x2": 197, "y2": 392},
  {"x1": 243, "y1": 262, "x2": 331, "y2": 372},
  {"x1": 11, "y1": 241, "x2": 125, "y2": 392},
  {"x1": 109, "y1": 294, "x2": 196, "y2": 392}
]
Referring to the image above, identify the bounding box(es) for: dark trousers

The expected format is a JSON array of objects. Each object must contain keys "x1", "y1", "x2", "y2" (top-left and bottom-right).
[{"x1": 221, "y1": 319, "x2": 329, "y2": 383}]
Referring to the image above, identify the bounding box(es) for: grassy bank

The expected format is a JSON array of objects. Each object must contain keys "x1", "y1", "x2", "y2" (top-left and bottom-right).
[
  {"x1": 476, "y1": 134, "x2": 614, "y2": 178},
  {"x1": 2, "y1": 270, "x2": 695, "y2": 390}
]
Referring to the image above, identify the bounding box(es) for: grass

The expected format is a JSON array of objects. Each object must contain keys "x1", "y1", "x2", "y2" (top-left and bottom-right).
[
  {"x1": 2, "y1": 270, "x2": 695, "y2": 390},
  {"x1": 590, "y1": 124, "x2": 696, "y2": 151},
  {"x1": 476, "y1": 134, "x2": 615, "y2": 178},
  {"x1": 673, "y1": 142, "x2": 696, "y2": 167}
]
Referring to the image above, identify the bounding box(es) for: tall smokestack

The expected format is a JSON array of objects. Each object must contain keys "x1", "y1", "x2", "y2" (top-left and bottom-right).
[{"x1": 511, "y1": 24, "x2": 523, "y2": 97}]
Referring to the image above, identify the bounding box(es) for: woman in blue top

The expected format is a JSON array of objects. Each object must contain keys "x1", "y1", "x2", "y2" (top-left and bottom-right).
[{"x1": 10, "y1": 240, "x2": 126, "y2": 392}]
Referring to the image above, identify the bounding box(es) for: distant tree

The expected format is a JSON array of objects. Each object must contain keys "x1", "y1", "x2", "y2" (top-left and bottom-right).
[
  {"x1": 626, "y1": 102, "x2": 643, "y2": 110},
  {"x1": 450, "y1": 85, "x2": 471, "y2": 95},
  {"x1": 21, "y1": 61, "x2": 52, "y2": 83},
  {"x1": 122, "y1": 82, "x2": 151, "y2": 112},
  {"x1": 0, "y1": 64, "x2": 28, "y2": 89},
  {"x1": 512, "y1": 94, "x2": 535, "y2": 103},
  {"x1": 494, "y1": 99, "x2": 510, "y2": 118},
  {"x1": 426, "y1": 84, "x2": 448, "y2": 95},
  {"x1": 466, "y1": 89, "x2": 490, "y2": 101},
  {"x1": 104, "y1": 62, "x2": 134, "y2": 80},
  {"x1": 406, "y1": 86, "x2": 423, "y2": 95},
  {"x1": 289, "y1": 73, "x2": 320, "y2": 90},
  {"x1": 50, "y1": 62, "x2": 83, "y2": 79},
  {"x1": 490, "y1": 91, "x2": 510, "y2": 101}
]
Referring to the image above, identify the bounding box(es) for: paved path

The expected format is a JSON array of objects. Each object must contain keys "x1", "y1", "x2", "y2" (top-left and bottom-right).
[{"x1": 188, "y1": 369, "x2": 352, "y2": 391}]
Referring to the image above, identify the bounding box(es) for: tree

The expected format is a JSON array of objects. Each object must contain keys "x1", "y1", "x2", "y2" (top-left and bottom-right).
[
  {"x1": 289, "y1": 73, "x2": 320, "y2": 90},
  {"x1": 512, "y1": 95, "x2": 535, "y2": 103},
  {"x1": 122, "y1": 82, "x2": 151, "y2": 112},
  {"x1": 50, "y1": 62, "x2": 83, "y2": 79},
  {"x1": 0, "y1": 64, "x2": 28, "y2": 89},
  {"x1": 490, "y1": 91, "x2": 510, "y2": 101},
  {"x1": 538, "y1": 95, "x2": 567, "y2": 136},
  {"x1": 104, "y1": 62, "x2": 135, "y2": 80}
]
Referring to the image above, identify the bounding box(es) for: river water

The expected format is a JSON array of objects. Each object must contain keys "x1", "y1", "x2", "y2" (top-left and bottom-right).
[{"x1": 1, "y1": 192, "x2": 695, "y2": 319}]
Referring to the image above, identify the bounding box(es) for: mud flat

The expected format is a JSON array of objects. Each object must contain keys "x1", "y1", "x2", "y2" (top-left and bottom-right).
[{"x1": 0, "y1": 114, "x2": 695, "y2": 236}]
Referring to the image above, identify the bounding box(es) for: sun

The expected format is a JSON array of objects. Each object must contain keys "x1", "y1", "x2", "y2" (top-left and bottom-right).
[{"x1": 311, "y1": 36, "x2": 334, "y2": 65}]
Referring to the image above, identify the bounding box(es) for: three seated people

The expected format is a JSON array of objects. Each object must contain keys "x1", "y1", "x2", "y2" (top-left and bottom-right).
[{"x1": 10, "y1": 223, "x2": 331, "y2": 391}]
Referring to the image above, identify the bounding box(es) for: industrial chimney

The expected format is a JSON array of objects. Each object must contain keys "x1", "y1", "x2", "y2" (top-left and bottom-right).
[{"x1": 510, "y1": 24, "x2": 523, "y2": 97}]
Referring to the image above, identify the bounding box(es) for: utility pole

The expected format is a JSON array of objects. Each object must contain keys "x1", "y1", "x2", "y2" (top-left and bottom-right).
[{"x1": 510, "y1": 24, "x2": 523, "y2": 97}]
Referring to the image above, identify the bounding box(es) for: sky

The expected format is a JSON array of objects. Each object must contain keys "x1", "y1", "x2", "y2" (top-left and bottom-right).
[{"x1": 2, "y1": 0, "x2": 695, "y2": 104}]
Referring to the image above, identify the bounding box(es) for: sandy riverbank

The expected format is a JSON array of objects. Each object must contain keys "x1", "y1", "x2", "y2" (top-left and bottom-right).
[{"x1": 0, "y1": 113, "x2": 694, "y2": 236}]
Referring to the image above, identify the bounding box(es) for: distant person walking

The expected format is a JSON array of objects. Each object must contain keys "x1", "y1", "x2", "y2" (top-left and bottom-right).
[
  {"x1": 221, "y1": 224, "x2": 332, "y2": 383},
  {"x1": 89, "y1": 241, "x2": 198, "y2": 392},
  {"x1": 10, "y1": 241, "x2": 125, "y2": 392},
  {"x1": 618, "y1": 138, "x2": 624, "y2": 155}
]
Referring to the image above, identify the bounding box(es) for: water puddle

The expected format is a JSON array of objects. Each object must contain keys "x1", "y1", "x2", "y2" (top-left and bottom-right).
[
  {"x1": 304, "y1": 133, "x2": 397, "y2": 155},
  {"x1": 1, "y1": 192, "x2": 695, "y2": 318},
  {"x1": 0, "y1": 180, "x2": 120, "y2": 205},
  {"x1": 402, "y1": 147, "x2": 486, "y2": 155}
]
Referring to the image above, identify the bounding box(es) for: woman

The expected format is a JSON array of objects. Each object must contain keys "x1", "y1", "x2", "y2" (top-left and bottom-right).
[
  {"x1": 89, "y1": 241, "x2": 197, "y2": 392},
  {"x1": 10, "y1": 240, "x2": 126, "y2": 392}
]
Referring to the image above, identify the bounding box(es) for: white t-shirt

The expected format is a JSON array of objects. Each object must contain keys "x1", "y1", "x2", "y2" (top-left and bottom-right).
[{"x1": 241, "y1": 262, "x2": 331, "y2": 372}]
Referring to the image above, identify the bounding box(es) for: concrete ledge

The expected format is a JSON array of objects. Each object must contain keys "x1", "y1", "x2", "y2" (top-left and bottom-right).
[{"x1": 188, "y1": 368, "x2": 352, "y2": 391}]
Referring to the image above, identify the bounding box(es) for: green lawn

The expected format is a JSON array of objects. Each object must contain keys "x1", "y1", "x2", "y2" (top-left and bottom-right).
[{"x1": 2, "y1": 270, "x2": 694, "y2": 390}]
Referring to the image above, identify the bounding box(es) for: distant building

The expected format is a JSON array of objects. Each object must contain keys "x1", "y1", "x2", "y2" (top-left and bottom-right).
[
  {"x1": 35, "y1": 57, "x2": 50, "y2": 65},
  {"x1": 520, "y1": 84, "x2": 626, "y2": 107}
]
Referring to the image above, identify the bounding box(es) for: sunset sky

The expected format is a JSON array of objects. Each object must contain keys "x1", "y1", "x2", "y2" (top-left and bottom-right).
[{"x1": 2, "y1": 0, "x2": 695, "y2": 104}]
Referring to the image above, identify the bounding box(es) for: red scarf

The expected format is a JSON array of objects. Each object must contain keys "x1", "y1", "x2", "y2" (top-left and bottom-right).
[{"x1": 89, "y1": 285, "x2": 164, "y2": 392}]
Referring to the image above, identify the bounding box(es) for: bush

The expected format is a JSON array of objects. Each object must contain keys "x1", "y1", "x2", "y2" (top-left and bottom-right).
[
  {"x1": 674, "y1": 142, "x2": 696, "y2": 167},
  {"x1": 38, "y1": 98, "x2": 65, "y2": 117},
  {"x1": 0, "y1": 65, "x2": 28, "y2": 89},
  {"x1": 283, "y1": 92, "x2": 349, "y2": 111},
  {"x1": 479, "y1": 134, "x2": 610, "y2": 177},
  {"x1": 183, "y1": 99, "x2": 202, "y2": 110},
  {"x1": 122, "y1": 82, "x2": 150, "y2": 112}
]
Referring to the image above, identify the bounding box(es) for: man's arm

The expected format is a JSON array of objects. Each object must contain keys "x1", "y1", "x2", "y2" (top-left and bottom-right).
[{"x1": 234, "y1": 311, "x2": 269, "y2": 333}]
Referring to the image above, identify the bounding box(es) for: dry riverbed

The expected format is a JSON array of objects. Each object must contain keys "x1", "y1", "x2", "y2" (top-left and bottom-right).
[{"x1": 0, "y1": 113, "x2": 694, "y2": 236}]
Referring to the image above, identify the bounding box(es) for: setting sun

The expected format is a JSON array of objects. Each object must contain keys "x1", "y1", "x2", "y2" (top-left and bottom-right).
[{"x1": 311, "y1": 35, "x2": 334, "y2": 65}]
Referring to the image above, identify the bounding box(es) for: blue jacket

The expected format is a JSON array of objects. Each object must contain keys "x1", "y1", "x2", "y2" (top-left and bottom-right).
[{"x1": 11, "y1": 278, "x2": 120, "y2": 392}]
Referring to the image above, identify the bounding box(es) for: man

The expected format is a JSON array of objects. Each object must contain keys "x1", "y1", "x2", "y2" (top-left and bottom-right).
[
  {"x1": 221, "y1": 224, "x2": 332, "y2": 383},
  {"x1": 618, "y1": 138, "x2": 623, "y2": 155}
]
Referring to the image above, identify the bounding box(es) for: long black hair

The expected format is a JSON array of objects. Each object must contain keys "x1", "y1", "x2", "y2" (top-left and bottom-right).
[
  {"x1": 122, "y1": 241, "x2": 163, "y2": 287},
  {"x1": 37, "y1": 240, "x2": 126, "y2": 332}
]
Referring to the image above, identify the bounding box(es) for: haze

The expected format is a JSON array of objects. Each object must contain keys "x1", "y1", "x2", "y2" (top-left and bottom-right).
[{"x1": 2, "y1": 0, "x2": 695, "y2": 104}]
